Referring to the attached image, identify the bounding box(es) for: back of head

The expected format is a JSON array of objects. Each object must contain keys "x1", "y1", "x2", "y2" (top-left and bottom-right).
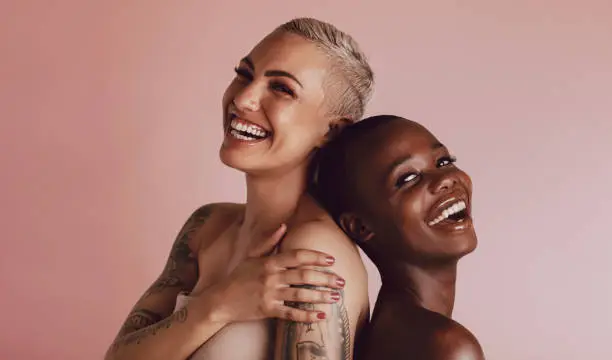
[
  {"x1": 311, "y1": 115, "x2": 402, "y2": 224},
  {"x1": 273, "y1": 18, "x2": 374, "y2": 122}
]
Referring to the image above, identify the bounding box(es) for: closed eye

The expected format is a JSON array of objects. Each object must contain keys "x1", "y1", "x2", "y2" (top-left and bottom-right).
[
  {"x1": 270, "y1": 81, "x2": 295, "y2": 97},
  {"x1": 234, "y1": 67, "x2": 252, "y2": 81}
]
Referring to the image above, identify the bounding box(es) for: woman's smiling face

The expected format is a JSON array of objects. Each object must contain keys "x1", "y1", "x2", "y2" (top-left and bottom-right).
[
  {"x1": 220, "y1": 32, "x2": 339, "y2": 176},
  {"x1": 346, "y1": 118, "x2": 477, "y2": 264}
]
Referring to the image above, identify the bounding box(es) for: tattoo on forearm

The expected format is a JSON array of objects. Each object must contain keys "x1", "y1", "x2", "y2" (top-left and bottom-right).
[
  {"x1": 110, "y1": 307, "x2": 189, "y2": 353},
  {"x1": 281, "y1": 285, "x2": 351, "y2": 360},
  {"x1": 143, "y1": 205, "x2": 214, "y2": 298}
]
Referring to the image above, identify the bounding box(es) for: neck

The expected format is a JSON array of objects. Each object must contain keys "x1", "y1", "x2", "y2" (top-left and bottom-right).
[
  {"x1": 379, "y1": 260, "x2": 458, "y2": 317},
  {"x1": 241, "y1": 164, "x2": 308, "y2": 239}
]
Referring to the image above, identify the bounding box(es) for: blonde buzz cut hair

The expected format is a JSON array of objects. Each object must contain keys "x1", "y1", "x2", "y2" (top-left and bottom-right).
[{"x1": 274, "y1": 17, "x2": 374, "y2": 122}]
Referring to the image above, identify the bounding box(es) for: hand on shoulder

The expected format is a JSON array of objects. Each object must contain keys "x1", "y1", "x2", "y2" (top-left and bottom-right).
[
  {"x1": 279, "y1": 217, "x2": 369, "y2": 313},
  {"x1": 198, "y1": 222, "x2": 346, "y2": 323},
  {"x1": 281, "y1": 218, "x2": 362, "y2": 262}
]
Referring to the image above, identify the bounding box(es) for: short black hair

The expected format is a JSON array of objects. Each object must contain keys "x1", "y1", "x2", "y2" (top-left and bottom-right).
[{"x1": 309, "y1": 114, "x2": 402, "y2": 222}]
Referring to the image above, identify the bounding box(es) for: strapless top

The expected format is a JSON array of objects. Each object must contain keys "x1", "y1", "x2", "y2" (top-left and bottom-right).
[{"x1": 173, "y1": 293, "x2": 274, "y2": 360}]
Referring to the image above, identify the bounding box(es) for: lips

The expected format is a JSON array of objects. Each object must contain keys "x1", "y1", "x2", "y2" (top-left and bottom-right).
[{"x1": 426, "y1": 193, "x2": 471, "y2": 229}]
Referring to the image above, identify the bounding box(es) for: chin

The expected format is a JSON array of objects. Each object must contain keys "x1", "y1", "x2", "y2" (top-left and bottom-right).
[
  {"x1": 453, "y1": 231, "x2": 478, "y2": 259},
  {"x1": 219, "y1": 145, "x2": 276, "y2": 176},
  {"x1": 420, "y1": 232, "x2": 478, "y2": 264},
  {"x1": 219, "y1": 146, "x2": 250, "y2": 172},
  {"x1": 219, "y1": 127, "x2": 277, "y2": 171}
]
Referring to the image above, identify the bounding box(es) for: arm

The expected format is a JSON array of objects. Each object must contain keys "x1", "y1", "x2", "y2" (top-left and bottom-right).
[
  {"x1": 105, "y1": 204, "x2": 229, "y2": 360},
  {"x1": 274, "y1": 221, "x2": 369, "y2": 360}
]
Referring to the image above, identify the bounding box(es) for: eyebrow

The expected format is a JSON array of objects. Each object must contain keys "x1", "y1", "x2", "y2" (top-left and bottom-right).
[
  {"x1": 384, "y1": 142, "x2": 446, "y2": 178},
  {"x1": 240, "y1": 56, "x2": 303, "y2": 88}
]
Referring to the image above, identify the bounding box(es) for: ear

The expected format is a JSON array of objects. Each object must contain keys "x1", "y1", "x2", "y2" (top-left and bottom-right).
[
  {"x1": 338, "y1": 212, "x2": 375, "y2": 244},
  {"x1": 319, "y1": 117, "x2": 352, "y2": 147}
]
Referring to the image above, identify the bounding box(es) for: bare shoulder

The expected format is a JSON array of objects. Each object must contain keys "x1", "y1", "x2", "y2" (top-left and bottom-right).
[
  {"x1": 188, "y1": 201, "x2": 243, "y2": 222},
  {"x1": 430, "y1": 318, "x2": 485, "y2": 360},
  {"x1": 141, "y1": 201, "x2": 243, "y2": 295},
  {"x1": 362, "y1": 306, "x2": 484, "y2": 360},
  {"x1": 281, "y1": 195, "x2": 368, "y2": 313},
  {"x1": 282, "y1": 195, "x2": 363, "y2": 270},
  {"x1": 282, "y1": 217, "x2": 356, "y2": 255}
]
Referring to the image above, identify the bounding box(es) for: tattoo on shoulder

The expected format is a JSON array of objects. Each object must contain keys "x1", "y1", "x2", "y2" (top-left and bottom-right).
[
  {"x1": 281, "y1": 284, "x2": 351, "y2": 360},
  {"x1": 144, "y1": 205, "x2": 214, "y2": 297},
  {"x1": 110, "y1": 307, "x2": 189, "y2": 353},
  {"x1": 118, "y1": 309, "x2": 163, "y2": 337}
]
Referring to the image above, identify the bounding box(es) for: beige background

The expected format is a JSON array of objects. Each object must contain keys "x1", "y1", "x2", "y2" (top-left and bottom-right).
[{"x1": 1, "y1": 1, "x2": 611, "y2": 359}]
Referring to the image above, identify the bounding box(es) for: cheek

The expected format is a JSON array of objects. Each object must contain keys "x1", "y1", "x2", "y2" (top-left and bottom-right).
[
  {"x1": 400, "y1": 191, "x2": 426, "y2": 221},
  {"x1": 272, "y1": 106, "x2": 328, "y2": 141},
  {"x1": 389, "y1": 191, "x2": 426, "y2": 236},
  {"x1": 458, "y1": 170, "x2": 473, "y2": 193}
]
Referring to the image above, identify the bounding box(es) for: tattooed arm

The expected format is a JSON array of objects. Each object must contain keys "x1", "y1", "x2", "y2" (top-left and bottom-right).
[
  {"x1": 274, "y1": 221, "x2": 369, "y2": 360},
  {"x1": 104, "y1": 204, "x2": 231, "y2": 360}
]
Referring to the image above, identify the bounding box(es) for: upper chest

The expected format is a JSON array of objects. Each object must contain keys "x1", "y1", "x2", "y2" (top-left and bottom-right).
[{"x1": 191, "y1": 220, "x2": 248, "y2": 292}]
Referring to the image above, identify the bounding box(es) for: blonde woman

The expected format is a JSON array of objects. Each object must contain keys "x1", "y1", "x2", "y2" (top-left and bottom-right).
[{"x1": 105, "y1": 18, "x2": 374, "y2": 360}]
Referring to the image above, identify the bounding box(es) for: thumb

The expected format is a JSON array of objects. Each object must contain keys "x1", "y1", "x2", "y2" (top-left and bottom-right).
[{"x1": 248, "y1": 223, "x2": 287, "y2": 258}]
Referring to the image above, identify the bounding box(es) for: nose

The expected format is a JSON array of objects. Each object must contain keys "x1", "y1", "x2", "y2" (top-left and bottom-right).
[
  {"x1": 430, "y1": 172, "x2": 457, "y2": 194},
  {"x1": 233, "y1": 85, "x2": 261, "y2": 112}
]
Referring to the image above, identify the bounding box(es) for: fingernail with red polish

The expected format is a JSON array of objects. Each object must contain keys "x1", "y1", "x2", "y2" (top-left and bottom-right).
[
  {"x1": 317, "y1": 312, "x2": 326, "y2": 319},
  {"x1": 331, "y1": 292, "x2": 341, "y2": 301},
  {"x1": 336, "y1": 278, "x2": 345, "y2": 287},
  {"x1": 325, "y1": 256, "x2": 335, "y2": 264}
]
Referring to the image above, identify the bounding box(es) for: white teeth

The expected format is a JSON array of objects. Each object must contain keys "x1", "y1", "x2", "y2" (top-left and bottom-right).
[
  {"x1": 230, "y1": 119, "x2": 267, "y2": 139},
  {"x1": 230, "y1": 129, "x2": 256, "y2": 141},
  {"x1": 246, "y1": 126, "x2": 263, "y2": 136},
  {"x1": 428, "y1": 200, "x2": 467, "y2": 226}
]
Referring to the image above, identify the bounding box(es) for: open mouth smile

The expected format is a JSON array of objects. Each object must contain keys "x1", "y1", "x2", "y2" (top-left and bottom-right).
[
  {"x1": 226, "y1": 114, "x2": 271, "y2": 142},
  {"x1": 428, "y1": 199, "x2": 468, "y2": 226}
]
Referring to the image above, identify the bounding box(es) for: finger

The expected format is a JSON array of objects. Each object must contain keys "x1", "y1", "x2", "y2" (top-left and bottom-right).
[
  {"x1": 271, "y1": 249, "x2": 335, "y2": 269},
  {"x1": 249, "y1": 223, "x2": 287, "y2": 257},
  {"x1": 281, "y1": 269, "x2": 345, "y2": 289},
  {"x1": 273, "y1": 305, "x2": 327, "y2": 323},
  {"x1": 277, "y1": 287, "x2": 341, "y2": 304}
]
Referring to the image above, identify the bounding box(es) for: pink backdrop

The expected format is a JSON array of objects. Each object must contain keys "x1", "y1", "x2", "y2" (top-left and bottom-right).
[{"x1": 2, "y1": 1, "x2": 611, "y2": 359}]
